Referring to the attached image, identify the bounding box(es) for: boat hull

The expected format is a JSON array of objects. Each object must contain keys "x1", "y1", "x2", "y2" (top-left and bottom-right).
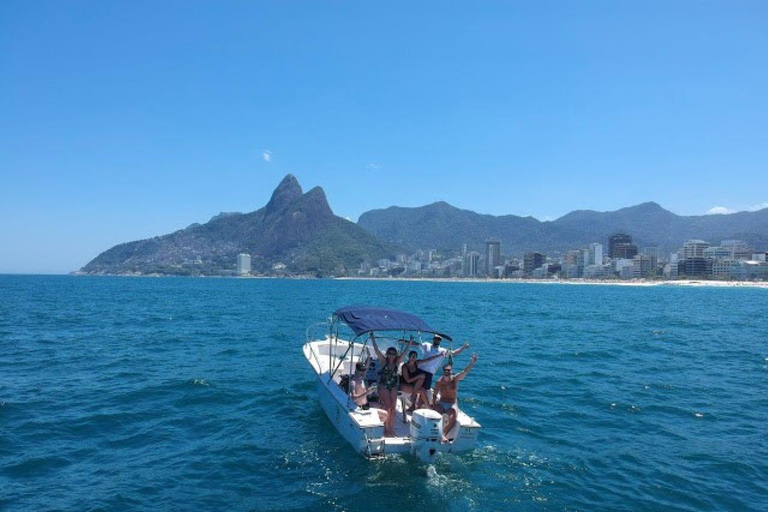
[{"x1": 304, "y1": 340, "x2": 480, "y2": 460}]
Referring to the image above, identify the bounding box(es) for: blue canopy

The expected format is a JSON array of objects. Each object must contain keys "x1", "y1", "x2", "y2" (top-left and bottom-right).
[{"x1": 333, "y1": 306, "x2": 452, "y2": 341}]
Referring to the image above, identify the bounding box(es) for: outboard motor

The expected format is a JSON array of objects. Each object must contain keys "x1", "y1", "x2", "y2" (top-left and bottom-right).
[{"x1": 409, "y1": 409, "x2": 443, "y2": 463}]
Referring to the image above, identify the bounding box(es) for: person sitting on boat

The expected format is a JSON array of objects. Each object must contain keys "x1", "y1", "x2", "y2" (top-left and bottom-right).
[
  {"x1": 432, "y1": 353, "x2": 478, "y2": 443},
  {"x1": 417, "y1": 334, "x2": 470, "y2": 393},
  {"x1": 371, "y1": 334, "x2": 415, "y2": 437},
  {"x1": 400, "y1": 350, "x2": 443, "y2": 412},
  {"x1": 350, "y1": 361, "x2": 388, "y2": 423}
]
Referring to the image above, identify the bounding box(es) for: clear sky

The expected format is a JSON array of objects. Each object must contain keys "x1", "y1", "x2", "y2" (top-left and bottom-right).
[{"x1": 1, "y1": 1, "x2": 767, "y2": 273}]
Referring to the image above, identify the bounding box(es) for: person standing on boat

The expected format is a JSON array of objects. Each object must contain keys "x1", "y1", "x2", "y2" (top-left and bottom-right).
[
  {"x1": 432, "y1": 353, "x2": 478, "y2": 443},
  {"x1": 417, "y1": 334, "x2": 470, "y2": 393},
  {"x1": 350, "y1": 361, "x2": 388, "y2": 424},
  {"x1": 371, "y1": 334, "x2": 414, "y2": 437}
]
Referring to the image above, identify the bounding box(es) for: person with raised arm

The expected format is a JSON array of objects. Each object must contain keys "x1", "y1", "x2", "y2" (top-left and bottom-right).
[
  {"x1": 371, "y1": 334, "x2": 415, "y2": 437},
  {"x1": 432, "y1": 353, "x2": 478, "y2": 443},
  {"x1": 400, "y1": 349, "x2": 444, "y2": 412},
  {"x1": 417, "y1": 334, "x2": 470, "y2": 394}
]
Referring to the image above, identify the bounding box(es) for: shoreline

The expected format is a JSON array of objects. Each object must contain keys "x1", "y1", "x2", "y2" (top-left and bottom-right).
[
  {"x1": 335, "y1": 276, "x2": 768, "y2": 289},
  {"x1": 54, "y1": 273, "x2": 768, "y2": 289}
]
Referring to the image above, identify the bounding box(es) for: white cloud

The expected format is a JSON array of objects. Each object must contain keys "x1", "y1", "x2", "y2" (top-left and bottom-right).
[
  {"x1": 367, "y1": 163, "x2": 381, "y2": 171},
  {"x1": 262, "y1": 150, "x2": 272, "y2": 163},
  {"x1": 749, "y1": 202, "x2": 768, "y2": 212},
  {"x1": 706, "y1": 206, "x2": 734, "y2": 215}
]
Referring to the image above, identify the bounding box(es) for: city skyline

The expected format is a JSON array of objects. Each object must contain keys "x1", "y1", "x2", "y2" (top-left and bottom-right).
[
  {"x1": 2, "y1": 2, "x2": 768, "y2": 273},
  {"x1": 355, "y1": 234, "x2": 767, "y2": 282}
]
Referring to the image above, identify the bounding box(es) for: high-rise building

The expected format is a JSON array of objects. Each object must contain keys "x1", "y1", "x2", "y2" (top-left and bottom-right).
[
  {"x1": 565, "y1": 250, "x2": 582, "y2": 266},
  {"x1": 523, "y1": 252, "x2": 545, "y2": 274},
  {"x1": 683, "y1": 240, "x2": 710, "y2": 259},
  {"x1": 721, "y1": 240, "x2": 750, "y2": 260},
  {"x1": 678, "y1": 257, "x2": 711, "y2": 277},
  {"x1": 632, "y1": 254, "x2": 654, "y2": 278},
  {"x1": 589, "y1": 243, "x2": 603, "y2": 266},
  {"x1": 237, "y1": 253, "x2": 251, "y2": 275},
  {"x1": 609, "y1": 233, "x2": 631, "y2": 256},
  {"x1": 465, "y1": 251, "x2": 480, "y2": 277},
  {"x1": 485, "y1": 239, "x2": 501, "y2": 277},
  {"x1": 614, "y1": 244, "x2": 638, "y2": 259},
  {"x1": 641, "y1": 246, "x2": 659, "y2": 268}
]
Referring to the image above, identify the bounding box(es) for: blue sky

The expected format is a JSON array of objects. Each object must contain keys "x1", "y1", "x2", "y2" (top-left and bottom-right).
[{"x1": 1, "y1": 1, "x2": 767, "y2": 273}]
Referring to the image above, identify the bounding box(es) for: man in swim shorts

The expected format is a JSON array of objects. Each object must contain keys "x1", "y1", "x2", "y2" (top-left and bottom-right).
[{"x1": 432, "y1": 353, "x2": 478, "y2": 443}]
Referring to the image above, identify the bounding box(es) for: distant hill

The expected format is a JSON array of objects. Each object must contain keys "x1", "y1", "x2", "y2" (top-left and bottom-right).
[
  {"x1": 358, "y1": 201, "x2": 768, "y2": 255},
  {"x1": 80, "y1": 175, "x2": 392, "y2": 276}
]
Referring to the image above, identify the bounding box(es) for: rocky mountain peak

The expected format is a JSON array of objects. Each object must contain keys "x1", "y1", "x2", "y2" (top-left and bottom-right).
[
  {"x1": 266, "y1": 174, "x2": 303, "y2": 216},
  {"x1": 299, "y1": 186, "x2": 334, "y2": 218}
]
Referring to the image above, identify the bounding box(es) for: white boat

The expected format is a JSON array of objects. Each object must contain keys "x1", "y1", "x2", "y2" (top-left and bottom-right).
[{"x1": 303, "y1": 306, "x2": 481, "y2": 462}]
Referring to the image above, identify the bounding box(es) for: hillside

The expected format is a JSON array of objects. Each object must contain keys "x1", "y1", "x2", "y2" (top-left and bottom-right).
[
  {"x1": 80, "y1": 175, "x2": 392, "y2": 276},
  {"x1": 358, "y1": 201, "x2": 768, "y2": 255}
]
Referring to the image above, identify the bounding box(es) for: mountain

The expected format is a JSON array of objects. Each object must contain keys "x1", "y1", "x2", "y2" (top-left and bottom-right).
[
  {"x1": 80, "y1": 175, "x2": 392, "y2": 276},
  {"x1": 358, "y1": 201, "x2": 768, "y2": 255}
]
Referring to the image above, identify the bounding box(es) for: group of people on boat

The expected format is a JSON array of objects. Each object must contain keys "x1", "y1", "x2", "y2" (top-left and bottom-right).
[{"x1": 349, "y1": 332, "x2": 478, "y2": 442}]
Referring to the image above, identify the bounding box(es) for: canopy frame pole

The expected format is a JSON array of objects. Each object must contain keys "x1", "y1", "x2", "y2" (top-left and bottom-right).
[
  {"x1": 329, "y1": 336, "x2": 354, "y2": 383},
  {"x1": 328, "y1": 319, "x2": 334, "y2": 381}
]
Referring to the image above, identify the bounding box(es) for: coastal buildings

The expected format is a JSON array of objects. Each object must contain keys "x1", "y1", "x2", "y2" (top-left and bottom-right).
[
  {"x1": 584, "y1": 264, "x2": 611, "y2": 278},
  {"x1": 609, "y1": 233, "x2": 638, "y2": 259},
  {"x1": 485, "y1": 240, "x2": 501, "y2": 277},
  {"x1": 354, "y1": 234, "x2": 766, "y2": 282},
  {"x1": 588, "y1": 243, "x2": 603, "y2": 266},
  {"x1": 722, "y1": 240, "x2": 750, "y2": 260},
  {"x1": 642, "y1": 246, "x2": 659, "y2": 267},
  {"x1": 678, "y1": 256, "x2": 711, "y2": 277},
  {"x1": 465, "y1": 251, "x2": 480, "y2": 277},
  {"x1": 631, "y1": 254, "x2": 655, "y2": 278},
  {"x1": 236, "y1": 253, "x2": 251, "y2": 275},
  {"x1": 683, "y1": 240, "x2": 710, "y2": 259},
  {"x1": 704, "y1": 246, "x2": 733, "y2": 259},
  {"x1": 523, "y1": 252, "x2": 544, "y2": 274}
]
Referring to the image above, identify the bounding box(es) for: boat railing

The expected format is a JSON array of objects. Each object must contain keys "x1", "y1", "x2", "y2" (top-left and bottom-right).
[
  {"x1": 305, "y1": 321, "x2": 330, "y2": 344},
  {"x1": 307, "y1": 342, "x2": 323, "y2": 371}
]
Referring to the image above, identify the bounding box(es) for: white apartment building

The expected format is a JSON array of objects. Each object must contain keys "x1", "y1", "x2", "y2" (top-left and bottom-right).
[
  {"x1": 584, "y1": 264, "x2": 611, "y2": 278},
  {"x1": 589, "y1": 243, "x2": 603, "y2": 266},
  {"x1": 683, "y1": 240, "x2": 710, "y2": 259},
  {"x1": 236, "y1": 253, "x2": 251, "y2": 275},
  {"x1": 721, "y1": 240, "x2": 750, "y2": 260}
]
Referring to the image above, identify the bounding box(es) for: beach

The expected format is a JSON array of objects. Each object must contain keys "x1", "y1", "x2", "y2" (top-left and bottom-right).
[{"x1": 337, "y1": 276, "x2": 768, "y2": 289}]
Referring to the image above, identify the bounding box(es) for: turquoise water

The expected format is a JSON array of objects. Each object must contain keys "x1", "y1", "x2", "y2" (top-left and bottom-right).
[{"x1": 1, "y1": 275, "x2": 767, "y2": 511}]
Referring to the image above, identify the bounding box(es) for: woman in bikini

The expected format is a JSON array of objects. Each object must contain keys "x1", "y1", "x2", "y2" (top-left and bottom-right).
[
  {"x1": 400, "y1": 350, "x2": 443, "y2": 412},
  {"x1": 371, "y1": 334, "x2": 413, "y2": 437}
]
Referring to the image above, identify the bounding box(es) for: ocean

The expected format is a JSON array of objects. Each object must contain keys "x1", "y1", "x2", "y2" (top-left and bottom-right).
[{"x1": 1, "y1": 275, "x2": 767, "y2": 511}]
